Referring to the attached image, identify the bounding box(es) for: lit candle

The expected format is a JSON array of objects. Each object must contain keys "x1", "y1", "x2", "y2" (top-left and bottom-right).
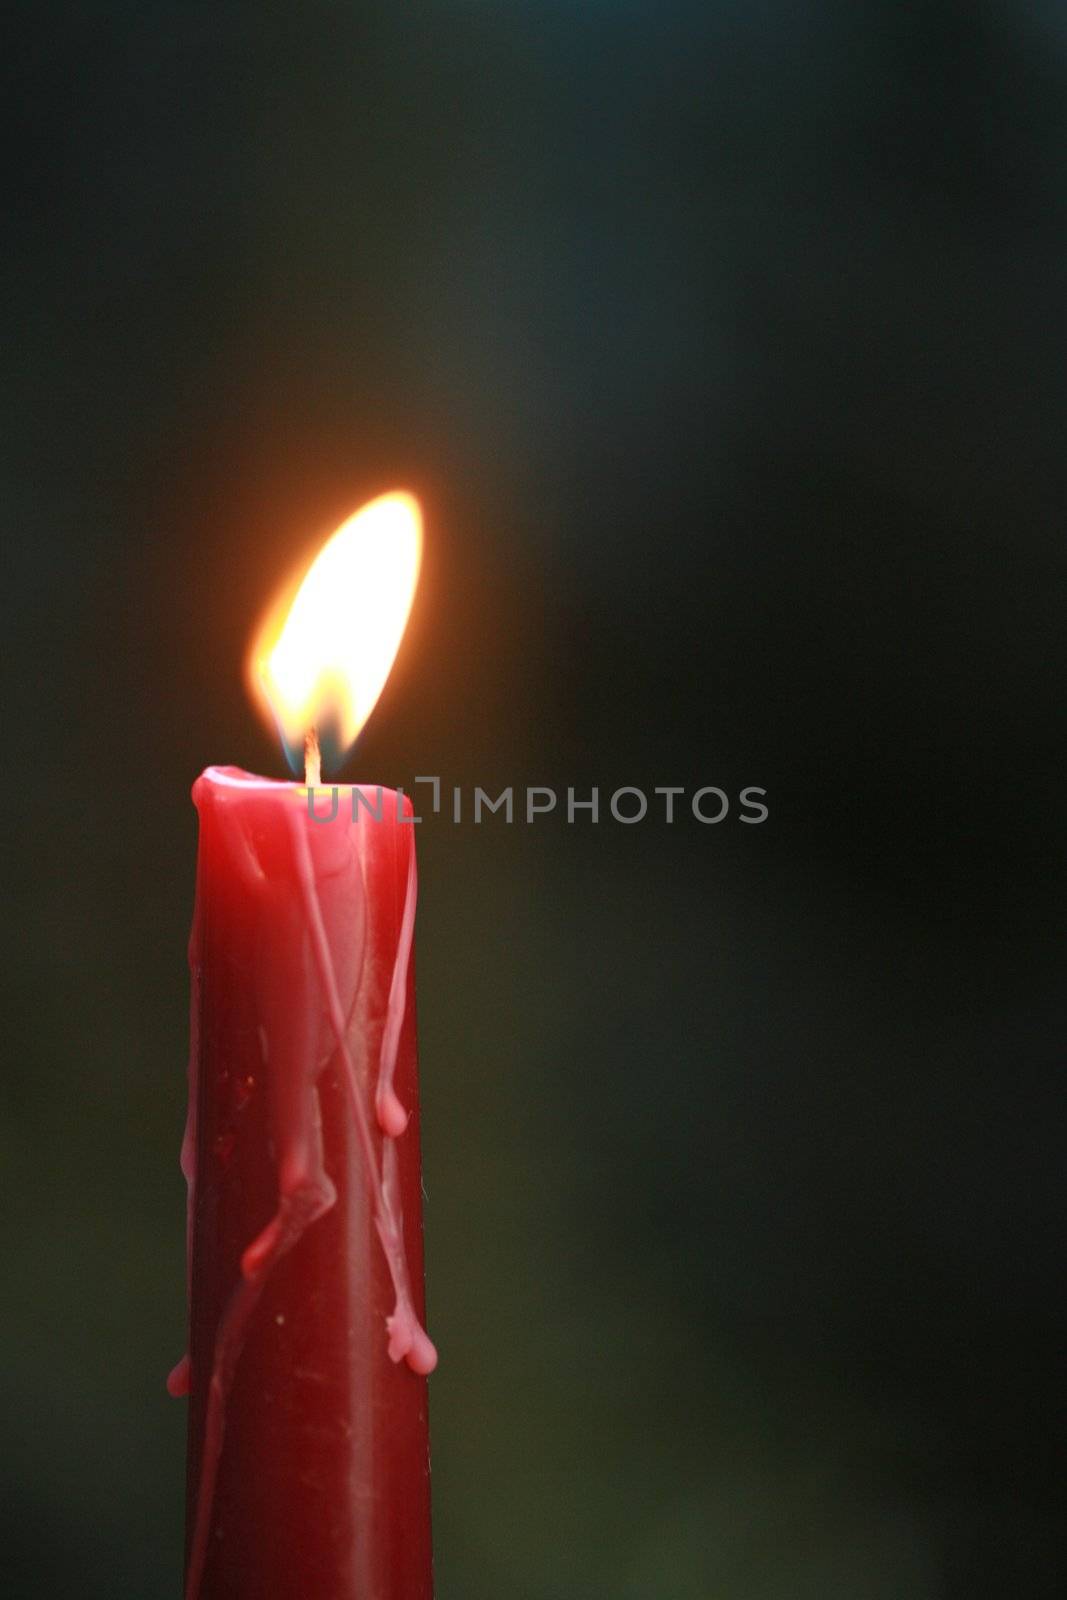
[{"x1": 170, "y1": 493, "x2": 436, "y2": 1600}]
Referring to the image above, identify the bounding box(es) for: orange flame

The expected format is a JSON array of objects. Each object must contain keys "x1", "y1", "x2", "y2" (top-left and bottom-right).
[{"x1": 249, "y1": 492, "x2": 422, "y2": 770}]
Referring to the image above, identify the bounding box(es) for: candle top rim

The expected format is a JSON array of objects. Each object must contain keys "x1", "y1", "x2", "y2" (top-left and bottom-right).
[
  {"x1": 197, "y1": 765, "x2": 407, "y2": 799},
  {"x1": 198, "y1": 765, "x2": 306, "y2": 792}
]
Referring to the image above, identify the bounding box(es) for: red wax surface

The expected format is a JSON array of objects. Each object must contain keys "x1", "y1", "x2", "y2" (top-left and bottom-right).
[{"x1": 175, "y1": 767, "x2": 434, "y2": 1600}]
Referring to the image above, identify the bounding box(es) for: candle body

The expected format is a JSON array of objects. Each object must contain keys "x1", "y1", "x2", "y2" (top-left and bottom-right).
[{"x1": 177, "y1": 768, "x2": 433, "y2": 1600}]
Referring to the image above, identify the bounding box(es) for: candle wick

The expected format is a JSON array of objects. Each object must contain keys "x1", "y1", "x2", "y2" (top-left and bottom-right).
[{"x1": 304, "y1": 728, "x2": 321, "y2": 788}]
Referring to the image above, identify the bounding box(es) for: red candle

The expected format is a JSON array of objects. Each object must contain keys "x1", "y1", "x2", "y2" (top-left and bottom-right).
[{"x1": 170, "y1": 496, "x2": 436, "y2": 1600}]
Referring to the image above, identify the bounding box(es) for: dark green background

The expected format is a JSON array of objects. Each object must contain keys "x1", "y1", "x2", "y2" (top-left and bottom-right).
[{"x1": 3, "y1": 4, "x2": 1065, "y2": 1596}]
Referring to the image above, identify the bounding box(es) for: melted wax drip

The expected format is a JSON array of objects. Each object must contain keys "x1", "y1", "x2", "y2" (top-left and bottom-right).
[
  {"x1": 376, "y1": 837, "x2": 417, "y2": 1139},
  {"x1": 174, "y1": 799, "x2": 435, "y2": 1600},
  {"x1": 288, "y1": 808, "x2": 435, "y2": 1374}
]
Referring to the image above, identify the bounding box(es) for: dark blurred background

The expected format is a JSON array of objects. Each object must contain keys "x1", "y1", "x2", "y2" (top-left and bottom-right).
[{"x1": 3, "y1": 3, "x2": 1066, "y2": 1596}]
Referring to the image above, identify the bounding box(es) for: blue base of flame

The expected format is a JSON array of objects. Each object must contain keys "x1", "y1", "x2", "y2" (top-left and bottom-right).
[{"x1": 275, "y1": 708, "x2": 351, "y2": 779}]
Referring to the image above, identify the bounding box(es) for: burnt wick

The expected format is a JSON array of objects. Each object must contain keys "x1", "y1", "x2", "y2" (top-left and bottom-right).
[{"x1": 304, "y1": 728, "x2": 321, "y2": 789}]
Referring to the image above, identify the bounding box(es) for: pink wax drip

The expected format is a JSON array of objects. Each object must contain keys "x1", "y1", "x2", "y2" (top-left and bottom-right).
[
  {"x1": 287, "y1": 806, "x2": 436, "y2": 1377},
  {"x1": 376, "y1": 833, "x2": 417, "y2": 1139},
  {"x1": 184, "y1": 1261, "x2": 283, "y2": 1600},
  {"x1": 174, "y1": 791, "x2": 436, "y2": 1600}
]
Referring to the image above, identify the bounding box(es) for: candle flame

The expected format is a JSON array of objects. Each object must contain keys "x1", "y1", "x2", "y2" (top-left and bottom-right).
[{"x1": 250, "y1": 492, "x2": 422, "y2": 773}]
